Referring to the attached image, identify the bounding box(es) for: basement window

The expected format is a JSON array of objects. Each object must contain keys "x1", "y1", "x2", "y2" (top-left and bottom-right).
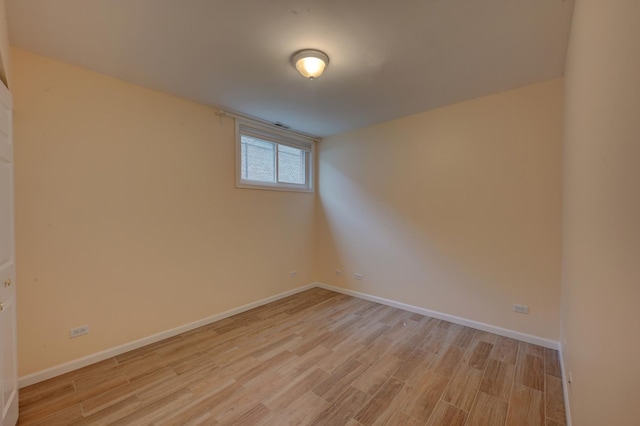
[{"x1": 236, "y1": 120, "x2": 314, "y2": 192}]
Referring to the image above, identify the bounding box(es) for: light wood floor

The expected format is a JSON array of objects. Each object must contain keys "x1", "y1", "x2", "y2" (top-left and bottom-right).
[{"x1": 18, "y1": 288, "x2": 566, "y2": 425}]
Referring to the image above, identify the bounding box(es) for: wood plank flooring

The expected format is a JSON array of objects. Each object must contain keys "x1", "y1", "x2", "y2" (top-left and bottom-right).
[{"x1": 18, "y1": 288, "x2": 567, "y2": 425}]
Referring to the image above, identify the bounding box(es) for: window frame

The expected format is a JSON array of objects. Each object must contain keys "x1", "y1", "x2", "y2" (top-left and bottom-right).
[{"x1": 235, "y1": 119, "x2": 315, "y2": 193}]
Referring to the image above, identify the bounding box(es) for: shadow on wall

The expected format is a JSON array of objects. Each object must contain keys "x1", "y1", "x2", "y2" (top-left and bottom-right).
[{"x1": 315, "y1": 80, "x2": 563, "y2": 340}]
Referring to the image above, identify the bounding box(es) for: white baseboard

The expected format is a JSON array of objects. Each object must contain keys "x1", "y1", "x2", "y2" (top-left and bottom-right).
[
  {"x1": 18, "y1": 282, "x2": 317, "y2": 388},
  {"x1": 316, "y1": 282, "x2": 560, "y2": 350},
  {"x1": 20, "y1": 281, "x2": 561, "y2": 388},
  {"x1": 558, "y1": 345, "x2": 573, "y2": 425}
]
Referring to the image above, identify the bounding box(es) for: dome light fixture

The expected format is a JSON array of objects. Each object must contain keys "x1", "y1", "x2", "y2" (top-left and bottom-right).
[{"x1": 292, "y1": 49, "x2": 329, "y2": 80}]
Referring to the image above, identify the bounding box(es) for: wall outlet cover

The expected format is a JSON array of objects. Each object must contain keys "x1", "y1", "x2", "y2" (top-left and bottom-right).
[
  {"x1": 513, "y1": 304, "x2": 529, "y2": 314},
  {"x1": 69, "y1": 325, "x2": 89, "y2": 338}
]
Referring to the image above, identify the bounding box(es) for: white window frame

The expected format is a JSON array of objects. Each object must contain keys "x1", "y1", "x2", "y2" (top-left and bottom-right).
[{"x1": 236, "y1": 119, "x2": 315, "y2": 192}]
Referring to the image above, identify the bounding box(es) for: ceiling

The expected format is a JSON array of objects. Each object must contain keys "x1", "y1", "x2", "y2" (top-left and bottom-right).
[{"x1": 7, "y1": 0, "x2": 574, "y2": 137}]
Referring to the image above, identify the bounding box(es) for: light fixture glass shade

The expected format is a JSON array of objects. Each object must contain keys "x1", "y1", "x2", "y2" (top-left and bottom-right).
[{"x1": 292, "y1": 49, "x2": 329, "y2": 79}]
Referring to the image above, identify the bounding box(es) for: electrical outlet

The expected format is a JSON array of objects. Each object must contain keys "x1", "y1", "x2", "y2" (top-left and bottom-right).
[
  {"x1": 335, "y1": 270, "x2": 342, "y2": 276},
  {"x1": 69, "y1": 325, "x2": 89, "y2": 338},
  {"x1": 354, "y1": 273, "x2": 363, "y2": 280},
  {"x1": 513, "y1": 304, "x2": 529, "y2": 314},
  {"x1": 290, "y1": 271, "x2": 297, "y2": 278}
]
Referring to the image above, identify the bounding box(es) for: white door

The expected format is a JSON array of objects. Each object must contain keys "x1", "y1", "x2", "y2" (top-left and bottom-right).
[{"x1": 0, "y1": 80, "x2": 18, "y2": 426}]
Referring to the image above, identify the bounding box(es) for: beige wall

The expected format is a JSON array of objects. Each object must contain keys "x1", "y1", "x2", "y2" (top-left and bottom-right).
[
  {"x1": 561, "y1": 1, "x2": 640, "y2": 424},
  {"x1": 13, "y1": 48, "x2": 315, "y2": 376},
  {"x1": 317, "y1": 80, "x2": 563, "y2": 340},
  {"x1": 0, "y1": 0, "x2": 10, "y2": 87},
  {"x1": 13, "y1": 46, "x2": 565, "y2": 378}
]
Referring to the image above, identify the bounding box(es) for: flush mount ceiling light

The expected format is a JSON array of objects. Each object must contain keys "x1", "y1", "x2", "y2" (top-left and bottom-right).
[{"x1": 291, "y1": 49, "x2": 329, "y2": 80}]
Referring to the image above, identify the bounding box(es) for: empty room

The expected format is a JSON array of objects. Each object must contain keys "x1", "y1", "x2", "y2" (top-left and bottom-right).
[{"x1": 0, "y1": 0, "x2": 638, "y2": 425}]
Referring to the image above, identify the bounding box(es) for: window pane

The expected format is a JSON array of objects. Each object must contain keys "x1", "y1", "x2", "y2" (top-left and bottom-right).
[
  {"x1": 237, "y1": 122, "x2": 314, "y2": 192},
  {"x1": 278, "y1": 144, "x2": 305, "y2": 184},
  {"x1": 241, "y1": 136, "x2": 276, "y2": 183}
]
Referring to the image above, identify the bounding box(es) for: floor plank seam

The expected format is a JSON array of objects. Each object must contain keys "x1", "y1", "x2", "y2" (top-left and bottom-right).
[{"x1": 17, "y1": 288, "x2": 565, "y2": 426}]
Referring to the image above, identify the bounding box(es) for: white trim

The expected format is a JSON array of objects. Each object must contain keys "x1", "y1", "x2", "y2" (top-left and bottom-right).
[
  {"x1": 235, "y1": 119, "x2": 315, "y2": 193},
  {"x1": 558, "y1": 345, "x2": 573, "y2": 425},
  {"x1": 20, "y1": 281, "x2": 562, "y2": 388},
  {"x1": 18, "y1": 282, "x2": 317, "y2": 388},
  {"x1": 236, "y1": 179, "x2": 314, "y2": 193},
  {"x1": 237, "y1": 121, "x2": 313, "y2": 150},
  {"x1": 315, "y1": 283, "x2": 560, "y2": 349}
]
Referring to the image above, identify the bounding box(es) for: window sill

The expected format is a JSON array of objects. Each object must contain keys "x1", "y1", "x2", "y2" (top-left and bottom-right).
[{"x1": 236, "y1": 181, "x2": 315, "y2": 193}]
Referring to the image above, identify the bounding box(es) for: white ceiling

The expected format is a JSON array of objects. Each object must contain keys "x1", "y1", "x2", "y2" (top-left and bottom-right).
[{"x1": 7, "y1": 0, "x2": 574, "y2": 137}]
